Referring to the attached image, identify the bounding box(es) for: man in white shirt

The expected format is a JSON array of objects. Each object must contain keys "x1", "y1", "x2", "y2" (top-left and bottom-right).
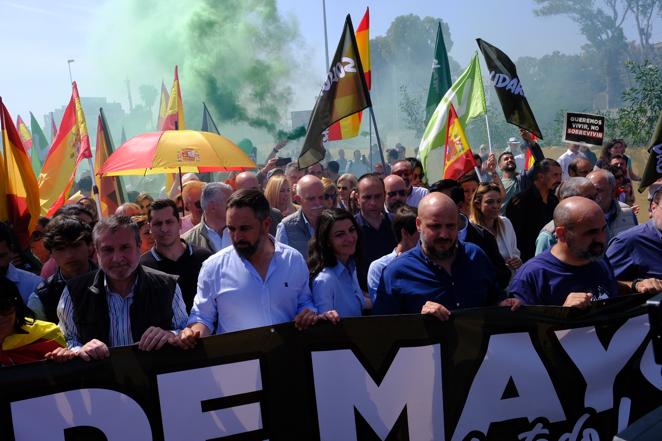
[
  {"x1": 391, "y1": 160, "x2": 429, "y2": 208},
  {"x1": 557, "y1": 143, "x2": 586, "y2": 180},
  {"x1": 180, "y1": 190, "x2": 337, "y2": 342},
  {"x1": 181, "y1": 182, "x2": 233, "y2": 253}
]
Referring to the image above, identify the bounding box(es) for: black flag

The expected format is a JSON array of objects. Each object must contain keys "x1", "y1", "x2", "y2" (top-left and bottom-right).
[
  {"x1": 298, "y1": 15, "x2": 372, "y2": 169},
  {"x1": 201, "y1": 102, "x2": 220, "y2": 134},
  {"x1": 638, "y1": 111, "x2": 662, "y2": 193},
  {"x1": 477, "y1": 38, "x2": 543, "y2": 139}
]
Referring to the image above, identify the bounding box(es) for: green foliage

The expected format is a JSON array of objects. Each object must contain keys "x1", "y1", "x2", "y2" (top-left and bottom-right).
[
  {"x1": 615, "y1": 61, "x2": 662, "y2": 146},
  {"x1": 398, "y1": 85, "x2": 425, "y2": 137},
  {"x1": 138, "y1": 84, "x2": 159, "y2": 110}
]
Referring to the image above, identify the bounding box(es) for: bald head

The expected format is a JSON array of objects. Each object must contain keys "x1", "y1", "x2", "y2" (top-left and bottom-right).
[
  {"x1": 417, "y1": 193, "x2": 461, "y2": 260},
  {"x1": 418, "y1": 192, "x2": 459, "y2": 220},
  {"x1": 587, "y1": 169, "x2": 616, "y2": 213},
  {"x1": 384, "y1": 174, "x2": 407, "y2": 212},
  {"x1": 568, "y1": 157, "x2": 593, "y2": 177},
  {"x1": 553, "y1": 196, "x2": 607, "y2": 262},
  {"x1": 554, "y1": 196, "x2": 602, "y2": 228},
  {"x1": 556, "y1": 177, "x2": 596, "y2": 201},
  {"x1": 296, "y1": 175, "x2": 325, "y2": 222},
  {"x1": 235, "y1": 172, "x2": 260, "y2": 190}
]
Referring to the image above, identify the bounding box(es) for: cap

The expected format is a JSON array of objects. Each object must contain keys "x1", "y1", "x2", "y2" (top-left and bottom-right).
[
  {"x1": 648, "y1": 179, "x2": 662, "y2": 201},
  {"x1": 267, "y1": 168, "x2": 285, "y2": 181},
  {"x1": 508, "y1": 137, "x2": 520, "y2": 144}
]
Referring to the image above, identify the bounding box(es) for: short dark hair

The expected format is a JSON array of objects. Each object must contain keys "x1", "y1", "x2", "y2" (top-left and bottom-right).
[
  {"x1": 498, "y1": 151, "x2": 514, "y2": 162},
  {"x1": 148, "y1": 199, "x2": 180, "y2": 222},
  {"x1": 357, "y1": 173, "x2": 384, "y2": 193},
  {"x1": 93, "y1": 215, "x2": 140, "y2": 247},
  {"x1": 458, "y1": 171, "x2": 479, "y2": 185},
  {"x1": 429, "y1": 179, "x2": 464, "y2": 205},
  {"x1": 392, "y1": 205, "x2": 417, "y2": 243},
  {"x1": 43, "y1": 215, "x2": 92, "y2": 251},
  {"x1": 226, "y1": 189, "x2": 270, "y2": 221},
  {"x1": 0, "y1": 222, "x2": 16, "y2": 250},
  {"x1": 53, "y1": 204, "x2": 94, "y2": 222},
  {"x1": 327, "y1": 160, "x2": 340, "y2": 174},
  {"x1": 533, "y1": 158, "x2": 561, "y2": 181}
]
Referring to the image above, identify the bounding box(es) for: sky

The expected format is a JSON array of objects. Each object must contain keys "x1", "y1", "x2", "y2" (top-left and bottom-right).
[{"x1": 0, "y1": 0, "x2": 651, "y2": 127}]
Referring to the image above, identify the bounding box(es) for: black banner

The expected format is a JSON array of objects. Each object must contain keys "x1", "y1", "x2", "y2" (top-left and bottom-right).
[
  {"x1": 639, "y1": 111, "x2": 662, "y2": 193},
  {"x1": 1, "y1": 296, "x2": 660, "y2": 441},
  {"x1": 298, "y1": 15, "x2": 371, "y2": 169},
  {"x1": 563, "y1": 112, "x2": 605, "y2": 146},
  {"x1": 477, "y1": 38, "x2": 543, "y2": 140}
]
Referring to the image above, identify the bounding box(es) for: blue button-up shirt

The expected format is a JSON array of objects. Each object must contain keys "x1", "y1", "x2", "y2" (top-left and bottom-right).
[
  {"x1": 606, "y1": 220, "x2": 662, "y2": 280},
  {"x1": 373, "y1": 241, "x2": 503, "y2": 315},
  {"x1": 312, "y1": 259, "x2": 365, "y2": 317},
  {"x1": 6, "y1": 263, "x2": 42, "y2": 303},
  {"x1": 188, "y1": 239, "x2": 316, "y2": 334},
  {"x1": 367, "y1": 250, "x2": 397, "y2": 300}
]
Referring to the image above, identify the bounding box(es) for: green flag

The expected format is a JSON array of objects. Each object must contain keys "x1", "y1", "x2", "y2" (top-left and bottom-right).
[
  {"x1": 425, "y1": 22, "x2": 452, "y2": 125},
  {"x1": 419, "y1": 53, "x2": 487, "y2": 184},
  {"x1": 29, "y1": 112, "x2": 48, "y2": 176},
  {"x1": 638, "y1": 111, "x2": 662, "y2": 193}
]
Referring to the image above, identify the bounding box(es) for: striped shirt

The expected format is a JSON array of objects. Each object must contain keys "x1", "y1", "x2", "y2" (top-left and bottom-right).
[{"x1": 57, "y1": 274, "x2": 188, "y2": 350}]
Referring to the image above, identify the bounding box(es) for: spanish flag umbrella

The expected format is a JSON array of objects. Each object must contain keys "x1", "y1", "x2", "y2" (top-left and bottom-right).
[{"x1": 97, "y1": 130, "x2": 256, "y2": 177}]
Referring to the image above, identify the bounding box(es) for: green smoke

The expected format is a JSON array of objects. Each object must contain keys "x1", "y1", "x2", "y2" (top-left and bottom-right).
[{"x1": 92, "y1": 0, "x2": 302, "y2": 136}]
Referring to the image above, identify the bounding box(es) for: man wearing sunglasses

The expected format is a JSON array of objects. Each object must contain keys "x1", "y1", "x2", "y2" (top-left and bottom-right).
[
  {"x1": 383, "y1": 174, "x2": 408, "y2": 215},
  {"x1": 391, "y1": 160, "x2": 429, "y2": 209}
]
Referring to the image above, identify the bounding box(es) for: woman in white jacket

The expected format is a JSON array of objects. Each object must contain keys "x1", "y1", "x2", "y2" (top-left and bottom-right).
[{"x1": 470, "y1": 183, "x2": 522, "y2": 273}]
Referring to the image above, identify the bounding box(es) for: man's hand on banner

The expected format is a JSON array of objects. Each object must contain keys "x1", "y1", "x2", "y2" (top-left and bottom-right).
[
  {"x1": 45, "y1": 347, "x2": 78, "y2": 363},
  {"x1": 421, "y1": 301, "x2": 451, "y2": 321},
  {"x1": 138, "y1": 327, "x2": 175, "y2": 351},
  {"x1": 563, "y1": 292, "x2": 592, "y2": 309},
  {"x1": 78, "y1": 339, "x2": 110, "y2": 361},
  {"x1": 294, "y1": 308, "x2": 319, "y2": 330},
  {"x1": 632, "y1": 278, "x2": 662, "y2": 294},
  {"x1": 176, "y1": 327, "x2": 201, "y2": 350},
  {"x1": 498, "y1": 298, "x2": 522, "y2": 311},
  {"x1": 318, "y1": 310, "x2": 341, "y2": 324}
]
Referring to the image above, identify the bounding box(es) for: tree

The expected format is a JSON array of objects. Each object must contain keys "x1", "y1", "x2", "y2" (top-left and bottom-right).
[
  {"x1": 399, "y1": 85, "x2": 425, "y2": 137},
  {"x1": 616, "y1": 61, "x2": 662, "y2": 145},
  {"x1": 139, "y1": 84, "x2": 159, "y2": 111}
]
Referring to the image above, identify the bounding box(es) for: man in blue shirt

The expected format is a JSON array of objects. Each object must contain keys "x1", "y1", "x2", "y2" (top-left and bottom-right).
[
  {"x1": 509, "y1": 197, "x2": 618, "y2": 307},
  {"x1": 0, "y1": 223, "x2": 42, "y2": 303},
  {"x1": 373, "y1": 193, "x2": 519, "y2": 320},
  {"x1": 181, "y1": 190, "x2": 335, "y2": 343},
  {"x1": 606, "y1": 182, "x2": 662, "y2": 294}
]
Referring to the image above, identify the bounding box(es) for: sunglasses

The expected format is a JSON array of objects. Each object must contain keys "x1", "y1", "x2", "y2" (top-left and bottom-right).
[
  {"x1": 387, "y1": 189, "x2": 407, "y2": 198},
  {"x1": 324, "y1": 193, "x2": 337, "y2": 200}
]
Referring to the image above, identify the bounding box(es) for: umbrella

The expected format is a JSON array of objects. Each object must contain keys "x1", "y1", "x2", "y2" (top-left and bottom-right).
[{"x1": 97, "y1": 130, "x2": 256, "y2": 177}]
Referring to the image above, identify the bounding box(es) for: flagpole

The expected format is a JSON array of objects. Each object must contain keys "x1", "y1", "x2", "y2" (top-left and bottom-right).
[
  {"x1": 369, "y1": 115, "x2": 373, "y2": 169},
  {"x1": 322, "y1": 0, "x2": 330, "y2": 71},
  {"x1": 484, "y1": 114, "x2": 493, "y2": 154},
  {"x1": 368, "y1": 107, "x2": 387, "y2": 176},
  {"x1": 87, "y1": 157, "x2": 103, "y2": 219}
]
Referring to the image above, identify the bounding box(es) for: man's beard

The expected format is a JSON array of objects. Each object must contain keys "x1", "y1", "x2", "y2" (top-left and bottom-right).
[
  {"x1": 234, "y1": 237, "x2": 261, "y2": 259},
  {"x1": 570, "y1": 241, "x2": 605, "y2": 262},
  {"x1": 502, "y1": 164, "x2": 516, "y2": 172},
  {"x1": 422, "y1": 237, "x2": 458, "y2": 261}
]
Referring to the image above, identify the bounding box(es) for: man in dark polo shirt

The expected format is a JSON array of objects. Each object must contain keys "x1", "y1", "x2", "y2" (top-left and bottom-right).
[
  {"x1": 141, "y1": 199, "x2": 212, "y2": 312},
  {"x1": 506, "y1": 158, "x2": 562, "y2": 262},
  {"x1": 509, "y1": 197, "x2": 617, "y2": 307},
  {"x1": 354, "y1": 174, "x2": 397, "y2": 283},
  {"x1": 606, "y1": 181, "x2": 662, "y2": 294},
  {"x1": 374, "y1": 192, "x2": 519, "y2": 319}
]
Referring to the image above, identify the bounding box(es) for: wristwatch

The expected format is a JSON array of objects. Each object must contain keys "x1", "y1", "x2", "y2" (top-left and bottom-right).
[{"x1": 631, "y1": 278, "x2": 643, "y2": 293}]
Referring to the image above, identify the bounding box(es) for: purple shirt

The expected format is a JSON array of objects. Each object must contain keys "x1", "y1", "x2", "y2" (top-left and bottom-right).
[{"x1": 508, "y1": 250, "x2": 618, "y2": 306}]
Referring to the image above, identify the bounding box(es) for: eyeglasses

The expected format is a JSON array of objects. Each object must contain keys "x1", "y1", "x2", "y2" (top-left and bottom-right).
[
  {"x1": 324, "y1": 193, "x2": 337, "y2": 200},
  {"x1": 387, "y1": 189, "x2": 407, "y2": 198},
  {"x1": 393, "y1": 170, "x2": 411, "y2": 178}
]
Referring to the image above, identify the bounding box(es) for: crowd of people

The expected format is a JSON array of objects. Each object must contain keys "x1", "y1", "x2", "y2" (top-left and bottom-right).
[{"x1": 1, "y1": 133, "x2": 661, "y2": 366}]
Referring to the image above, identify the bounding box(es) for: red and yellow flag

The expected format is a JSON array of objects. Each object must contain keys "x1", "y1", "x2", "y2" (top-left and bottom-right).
[
  {"x1": 38, "y1": 82, "x2": 91, "y2": 216},
  {"x1": 327, "y1": 7, "x2": 370, "y2": 141},
  {"x1": 94, "y1": 109, "x2": 122, "y2": 217},
  {"x1": 16, "y1": 115, "x2": 32, "y2": 154},
  {"x1": 161, "y1": 65, "x2": 185, "y2": 131},
  {"x1": 443, "y1": 104, "x2": 477, "y2": 180},
  {"x1": 1, "y1": 99, "x2": 40, "y2": 248},
  {"x1": 156, "y1": 80, "x2": 170, "y2": 130}
]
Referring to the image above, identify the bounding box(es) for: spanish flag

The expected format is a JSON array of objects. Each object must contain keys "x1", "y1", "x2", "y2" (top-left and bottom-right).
[
  {"x1": 1, "y1": 99, "x2": 40, "y2": 248},
  {"x1": 161, "y1": 65, "x2": 185, "y2": 131},
  {"x1": 95, "y1": 108, "x2": 123, "y2": 217},
  {"x1": 156, "y1": 80, "x2": 170, "y2": 130},
  {"x1": 326, "y1": 8, "x2": 370, "y2": 141},
  {"x1": 38, "y1": 82, "x2": 91, "y2": 217},
  {"x1": 443, "y1": 103, "x2": 477, "y2": 181}
]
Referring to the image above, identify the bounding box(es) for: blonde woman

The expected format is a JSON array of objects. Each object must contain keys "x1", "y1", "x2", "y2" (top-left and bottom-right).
[
  {"x1": 264, "y1": 174, "x2": 297, "y2": 217},
  {"x1": 321, "y1": 177, "x2": 338, "y2": 209},
  {"x1": 337, "y1": 173, "x2": 358, "y2": 214},
  {"x1": 470, "y1": 183, "x2": 522, "y2": 272}
]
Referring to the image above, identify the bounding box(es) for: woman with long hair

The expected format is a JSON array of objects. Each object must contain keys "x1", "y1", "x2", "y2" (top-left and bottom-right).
[
  {"x1": 321, "y1": 178, "x2": 338, "y2": 209},
  {"x1": 469, "y1": 183, "x2": 522, "y2": 272},
  {"x1": 264, "y1": 174, "x2": 297, "y2": 217},
  {"x1": 597, "y1": 138, "x2": 641, "y2": 181},
  {"x1": 0, "y1": 277, "x2": 65, "y2": 366},
  {"x1": 308, "y1": 208, "x2": 369, "y2": 317}
]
